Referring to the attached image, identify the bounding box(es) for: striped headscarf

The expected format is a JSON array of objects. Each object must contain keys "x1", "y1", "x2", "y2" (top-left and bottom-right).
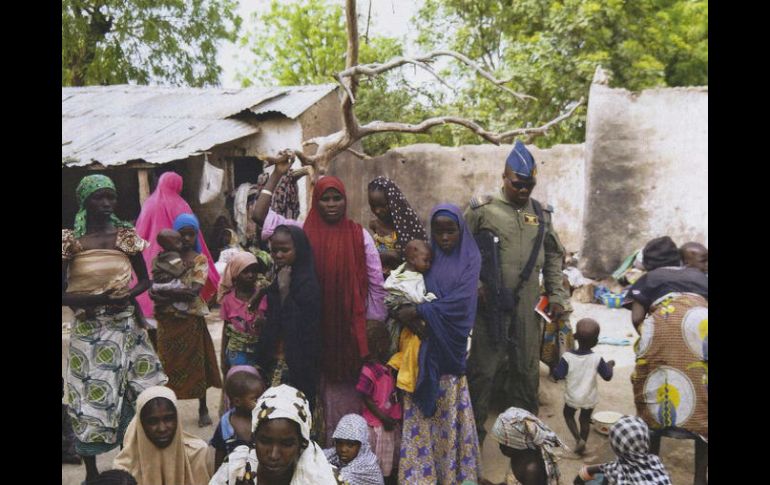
[
  {"x1": 601, "y1": 416, "x2": 672, "y2": 485},
  {"x1": 74, "y1": 174, "x2": 133, "y2": 238}
]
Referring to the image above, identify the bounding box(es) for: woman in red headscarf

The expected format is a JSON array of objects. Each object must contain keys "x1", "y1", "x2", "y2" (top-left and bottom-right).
[
  {"x1": 251, "y1": 154, "x2": 387, "y2": 445},
  {"x1": 134, "y1": 172, "x2": 220, "y2": 344}
]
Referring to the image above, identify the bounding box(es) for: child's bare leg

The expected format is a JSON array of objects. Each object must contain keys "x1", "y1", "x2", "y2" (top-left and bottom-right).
[
  {"x1": 650, "y1": 430, "x2": 662, "y2": 455},
  {"x1": 579, "y1": 408, "x2": 592, "y2": 443},
  {"x1": 563, "y1": 404, "x2": 581, "y2": 448},
  {"x1": 198, "y1": 396, "x2": 211, "y2": 427},
  {"x1": 83, "y1": 455, "x2": 99, "y2": 482},
  {"x1": 694, "y1": 438, "x2": 708, "y2": 485}
]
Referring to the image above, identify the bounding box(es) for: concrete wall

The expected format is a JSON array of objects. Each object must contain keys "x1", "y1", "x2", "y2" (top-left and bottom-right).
[
  {"x1": 328, "y1": 143, "x2": 586, "y2": 253},
  {"x1": 580, "y1": 76, "x2": 708, "y2": 277}
]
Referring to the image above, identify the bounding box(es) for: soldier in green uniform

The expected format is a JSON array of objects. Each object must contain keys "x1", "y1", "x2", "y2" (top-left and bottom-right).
[{"x1": 464, "y1": 141, "x2": 571, "y2": 442}]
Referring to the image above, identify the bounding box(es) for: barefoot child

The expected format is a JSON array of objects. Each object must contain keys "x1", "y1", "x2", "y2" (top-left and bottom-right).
[
  {"x1": 210, "y1": 369, "x2": 266, "y2": 470},
  {"x1": 552, "y1": 318, "x2": 614, "y2": 454},
  {"x1": 357, "y1": 324, "x2": 401, "y2": 483},
  {"x1": 384, "y1": 239, "x2": 436, "y2": 392},
  {"x1": 217, "y1": 252, "x2": 269, "y2": 373}
]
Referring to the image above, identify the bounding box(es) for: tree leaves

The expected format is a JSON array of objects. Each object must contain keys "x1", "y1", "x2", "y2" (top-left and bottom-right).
[
  {"x1": 415, "y1": 0, "x2": 708, "y2": 145},
  {"x1": 62, "y1": 0, "x2": 241, "y2": 86}
]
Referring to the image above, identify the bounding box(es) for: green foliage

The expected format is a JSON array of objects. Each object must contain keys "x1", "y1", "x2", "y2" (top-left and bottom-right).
[
  {"x1": 238, "y1": 0, "x2": 458, "y2": 156},
  {"x1": 238, "y1": 0, "x2": 707, "y2": 153},
  {"x1": 62, "y1": 0, "x2": 241, "y2": 87},
  {"x1": 416, "y1": 0, "x2": 708, "y2": 146}
]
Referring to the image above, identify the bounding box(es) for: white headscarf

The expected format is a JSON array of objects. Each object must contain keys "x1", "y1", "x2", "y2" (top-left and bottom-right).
[
  {"x1": 209, "y1": 384, "x2": 339, "y2": 485},
  {"x1": 324, "y1": 414, "x2": 384, "y2": 485}
]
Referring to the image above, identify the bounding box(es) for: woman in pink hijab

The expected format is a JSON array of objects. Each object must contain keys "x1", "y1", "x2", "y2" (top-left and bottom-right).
[{"x1": 135, "y1": 172, "x2": 220, "y2": 341}]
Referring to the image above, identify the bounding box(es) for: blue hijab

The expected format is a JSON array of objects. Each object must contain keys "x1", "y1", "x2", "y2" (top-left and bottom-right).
[
  {"x1": 413, "y1": 204, "x2": 481, "y2": 417},
  {"x1": 172, "y1": 213, "x2": 202, "y2": 252}
]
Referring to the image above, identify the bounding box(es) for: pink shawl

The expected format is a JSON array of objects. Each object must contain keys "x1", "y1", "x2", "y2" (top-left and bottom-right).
[{"x1": 134, "y1": 172, "x2": 220, "y2": 317}]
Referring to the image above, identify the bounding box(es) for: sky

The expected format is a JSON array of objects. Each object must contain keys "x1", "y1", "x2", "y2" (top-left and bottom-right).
[{"x1": 217, "y1": 0, "x2": 424, "y2": 88}]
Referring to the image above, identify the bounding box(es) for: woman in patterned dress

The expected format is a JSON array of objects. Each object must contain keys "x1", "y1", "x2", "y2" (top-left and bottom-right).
[
  {"x1": 624, "y1": 236, "x2": 708, "y2": 485},
  {"x1": 150, "y1": 213, "x2": 223, "y2": 427},
  {"x1": 62, "y1": 174, "x2": 168, "y2": 482},
  {"x1": 392, "y1": 204, "x2": 483, "y2": 484}
]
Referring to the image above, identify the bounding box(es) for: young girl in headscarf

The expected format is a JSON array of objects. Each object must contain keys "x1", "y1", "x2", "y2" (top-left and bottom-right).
[
  {"x1": 209, "y1": 384, "x2": 340, "y2": 485},
  {"x1": 151, "y1": 213, "x2": 223, "y2": 427},
  {"x1": 367, "y1": 176, "x2": 428, "y2": 276},
  {"x1": 113, "y1": 386, "x2": 210, "y2": 485},
  {"x1": 574, "y1": 415, "x2": 672, "y2": 485},
  {"x1": 393, "y1": 204, "x2": 482, "y2": 484},
  {"x1": 324, "y1": 413, "x2": 384, "y2": 485},
  {"x1": 218, "y1": 252, "x2": 269, "y2": 374},
  {"x1": 256, "y1": 225, "x2": 321, "y2": 412}
]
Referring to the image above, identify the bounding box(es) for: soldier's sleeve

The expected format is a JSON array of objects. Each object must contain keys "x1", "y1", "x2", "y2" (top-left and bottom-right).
[{"x1": 542, "y1": 207, "x2": 572, "y2": 311}]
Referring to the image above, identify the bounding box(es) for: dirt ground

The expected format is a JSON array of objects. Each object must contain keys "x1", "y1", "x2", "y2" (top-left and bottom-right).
[{"x1": 62, "y1": 301, "x2": 699, "y2": 484}]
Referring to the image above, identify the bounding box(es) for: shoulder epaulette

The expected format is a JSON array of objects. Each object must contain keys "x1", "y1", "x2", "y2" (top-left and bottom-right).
[
  {"x1": 533, "y1": 198, "x2": 554, "y2": 213},
  {"x1": 469, "y1": 194, "x2": 493, "y2": 209}
]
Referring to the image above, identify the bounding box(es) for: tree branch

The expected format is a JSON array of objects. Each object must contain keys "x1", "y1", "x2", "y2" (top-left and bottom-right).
[
  {"x1": 337, "y1": 50, "x2": 536, "y2": 102},
  {"x1": 302, "y1": 98, "x2": 584, "y2": 172},
  {"x1": 285, "y1": 2, "x2": 579, "y2": 175},
  {"x1": 346, "y1": 147, "x2": 371, "y2": 160}
]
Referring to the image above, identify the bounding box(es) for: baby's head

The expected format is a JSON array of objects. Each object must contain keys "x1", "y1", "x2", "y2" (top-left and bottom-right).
[
  {"x1": 404, "y1": 239, "x2": 432, "y2": 273},
  {"x1": 379, "y1": 251, "x2": 402, "y2": 276},
  {"x1": 225, "y1": 370, "x2": 266, "y2": 413},
  {"x1": 157, "y1": 229, "x2": 183, "y2": 253},
  {"x1": 366, "y1": 321, "x2": 391, "y2": 364},
  {"x1": 680, "y1": 242, "x2": 708, "y2": 274},
  {"x1": 574, "y1": 318, "x2": 600, "y2": 350}
]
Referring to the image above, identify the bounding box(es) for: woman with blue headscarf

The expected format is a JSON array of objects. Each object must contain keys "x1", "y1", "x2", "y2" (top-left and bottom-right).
[
  {"x1": 150, "y1": 213, "x2": 223, "y2": 427},
  {"x1": 62, "y1": 174, "x2": 168, "y2": 481},
  {"x1": 392, "y1": 203, "x2": 483, "y2": 484}
]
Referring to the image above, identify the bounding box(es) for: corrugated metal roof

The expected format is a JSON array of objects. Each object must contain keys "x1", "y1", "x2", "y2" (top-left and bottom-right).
[
  {"x1": 62, "y1": 84, "x2": 337, "y2": 168},
  {"x1": 249, "y1": 84, "x2": 338, "y2": 118}
]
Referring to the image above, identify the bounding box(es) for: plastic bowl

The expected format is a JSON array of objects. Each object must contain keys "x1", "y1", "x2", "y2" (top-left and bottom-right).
[
  {"x1": 601, "y1": 293, "x2": 624, "y2": 308},
  {"x1": 592, "y1": 411, "x2": 624, "y2": 435}
]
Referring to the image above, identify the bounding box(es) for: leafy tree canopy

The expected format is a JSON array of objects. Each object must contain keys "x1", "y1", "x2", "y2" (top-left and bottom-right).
[
  {"x1": 62, "y1": 0, "x2": 241, "y2": 86},
  {"x1": 415, "y1": 0, "x2": 708, "y2": 145},
  {"x1": 238, "y1": 0, "x2": 456, "y2": 155}
]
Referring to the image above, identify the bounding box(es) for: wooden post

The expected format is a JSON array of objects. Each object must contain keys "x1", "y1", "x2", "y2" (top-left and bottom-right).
[{"x1": 137, "y1": 169, "x2": 151, "y2": 205}]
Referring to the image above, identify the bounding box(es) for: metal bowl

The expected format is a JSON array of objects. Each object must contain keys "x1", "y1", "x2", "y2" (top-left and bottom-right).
[{"x1": 592, "y1": 411, "x2": 624, "y2": 435}]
